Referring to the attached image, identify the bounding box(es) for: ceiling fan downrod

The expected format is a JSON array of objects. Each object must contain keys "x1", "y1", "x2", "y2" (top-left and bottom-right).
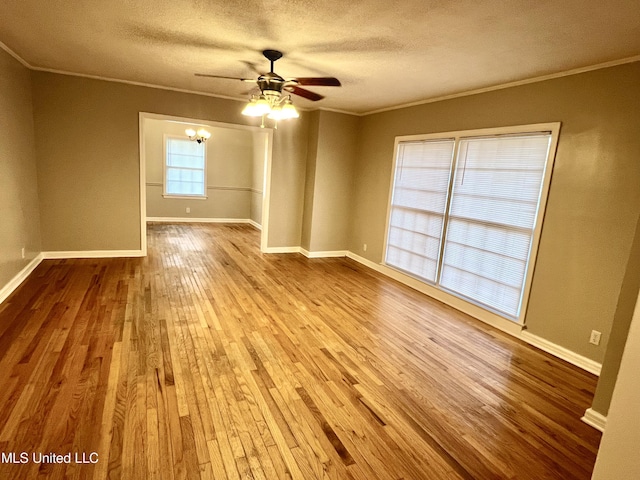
[{"x1": 262, "y1": 49, "x2": 283, "y2": 73}]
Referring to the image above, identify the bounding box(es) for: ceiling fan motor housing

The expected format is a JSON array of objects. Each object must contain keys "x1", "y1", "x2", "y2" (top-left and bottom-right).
[{"x1": 258, "y1": 72, "x2": 285, "y2": 97}]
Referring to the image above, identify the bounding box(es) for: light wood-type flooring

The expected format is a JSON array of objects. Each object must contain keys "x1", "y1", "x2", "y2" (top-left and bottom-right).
[{"x1": 0, "y1": 223, "x2": 601, "y2": 479}]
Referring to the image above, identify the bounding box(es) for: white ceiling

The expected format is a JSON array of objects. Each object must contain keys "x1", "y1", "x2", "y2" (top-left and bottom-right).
[{"x1": 1, "y1": 0, "x2": 639, "y2": 114}]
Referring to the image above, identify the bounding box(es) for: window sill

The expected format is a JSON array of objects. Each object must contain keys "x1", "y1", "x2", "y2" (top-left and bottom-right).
[{"x1": 162, "y1": 195, "x2": 208, "y2": 200}]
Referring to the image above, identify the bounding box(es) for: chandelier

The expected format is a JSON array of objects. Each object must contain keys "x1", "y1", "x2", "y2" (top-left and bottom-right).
[{"x1": 185, "y1": 128, "x2": 211, "y2": 143}]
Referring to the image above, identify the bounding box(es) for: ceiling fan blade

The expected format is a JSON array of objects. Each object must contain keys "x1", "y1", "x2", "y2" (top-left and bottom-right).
[
  {"x1": 195, "y1": 73, "x2": 255, "y2": 82},
  {"x1": 285, "y1": 85, "x2": 324, "y2": 101},
  {"x1": 292, "y1": 77, "x2": 341, "y2": 87},
  {"x1": 241, "y1": 60, "x2": 265, "y2": 76}
]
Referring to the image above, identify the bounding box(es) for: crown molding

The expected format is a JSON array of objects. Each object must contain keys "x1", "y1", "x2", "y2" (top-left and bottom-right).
[
  {"x1": 31, "y1": 66, "x2": 248, "y2": 103},
  {"x1": 2, "y1": 38, "x2": 638, "y2": 117},
  {"x1": 362, "y1": 55, "x2": 640, "y2": 116},
  {"x1": 0, "y1": 40, "x2": 248, "y2": 103},
  {"x1": 317, "y1": 106, "x2": 361, "y2": 117},
  {"x1": 0, "y1": 40, "x2": 31, "y2": 68}
]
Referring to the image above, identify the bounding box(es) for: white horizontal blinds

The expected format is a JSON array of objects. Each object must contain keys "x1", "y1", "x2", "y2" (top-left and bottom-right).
[
  {"x1": 386, "y1": 139, "x2": 455, "y2": 282},
  {"x1": 166, "y1": 138, "x2": 205, "y2": 196},
  {"x1": 439, "y1": 134, "x2": 552, "y2": 317}
]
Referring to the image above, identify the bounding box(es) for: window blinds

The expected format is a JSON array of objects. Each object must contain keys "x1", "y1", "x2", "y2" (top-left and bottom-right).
[
  {"x1": 440, "y1": 134, "x2": 552, "y2": 317},
  {"x1": 166, "y1": 138, "x2": 206, "y2": 196},
  {"x1": 386, "y1": 140, "x2": 455, "y2": 282},
  {"x1": 386, "y1": 132, "x2": 552, "y2": 320}
]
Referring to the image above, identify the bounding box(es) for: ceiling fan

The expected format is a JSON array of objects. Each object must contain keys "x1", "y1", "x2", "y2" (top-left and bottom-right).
[
  {"x1": 195, "y1": 49, "x2": 341, "y2": 121},
  {"x1": 196, "y1": 49, "x2": 341, "y2": 101}
]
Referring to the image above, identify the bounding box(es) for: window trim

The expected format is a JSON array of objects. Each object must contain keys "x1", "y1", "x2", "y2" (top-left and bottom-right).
[
  {"x1": 382, "y1": 122, "x2": 561, "y2": 325},
  {"x1": 163, "y1": 133, "x2": 208, "y2": 199}
]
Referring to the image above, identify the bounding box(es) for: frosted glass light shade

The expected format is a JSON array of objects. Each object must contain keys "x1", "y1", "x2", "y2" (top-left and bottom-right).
[
  {"x1": 197, "y1": 128, "x2": 211, "y2": 139},
  {"x1": 267, "y1": 105, "x2": 285, "y2": 120},
  {"x1": 242, "y1": 99, "x2": 262, "y2": 117},
  {"x1": 281, "y1": 102, "x2": 299, "y2": 119},
  {"x1": 254, "y1": 96, "x2": 272, "y2": 115}
]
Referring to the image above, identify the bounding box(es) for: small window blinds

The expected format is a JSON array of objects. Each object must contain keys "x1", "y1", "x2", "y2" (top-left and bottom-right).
[{"x1": 165, "y1": 138, "x2": 206, "y2": 196}]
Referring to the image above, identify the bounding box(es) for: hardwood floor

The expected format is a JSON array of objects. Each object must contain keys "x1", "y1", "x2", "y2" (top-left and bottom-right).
[{"x1": 0, "y1": 223, "x2": 601, "y2": 479}]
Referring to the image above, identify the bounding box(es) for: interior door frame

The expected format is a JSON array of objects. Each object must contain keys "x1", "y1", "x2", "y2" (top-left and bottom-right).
[{"x1": 138, "y1": 112, "x2": 274, "y2": 254}]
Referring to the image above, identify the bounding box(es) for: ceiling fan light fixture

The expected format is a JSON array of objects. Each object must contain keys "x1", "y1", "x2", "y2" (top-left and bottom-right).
[
  {"x1": 241, "y1": 98, "x2": 261, "y2": 117},
  {"x1": 254, "y1": 95, "x2": 272, "y2": 115},
  {"x1": 267, "y1": 105, "x2": 284, "y2": 120},
  {"x1": 197, "y1": 49, "x2": 340, "y2": 124},
  {"x1": 281, "y1": 99, "x2": 300, "y2": 119}
]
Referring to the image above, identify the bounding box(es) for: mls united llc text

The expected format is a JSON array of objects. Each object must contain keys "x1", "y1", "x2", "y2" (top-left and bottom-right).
[{"x1": 1, "y1": 452, "x2": 99, "y2": 464}]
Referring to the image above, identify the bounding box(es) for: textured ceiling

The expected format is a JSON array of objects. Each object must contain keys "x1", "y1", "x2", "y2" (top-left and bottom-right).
[{"x1": 1, "y1": 0, "x2": 639, "y2": 114}]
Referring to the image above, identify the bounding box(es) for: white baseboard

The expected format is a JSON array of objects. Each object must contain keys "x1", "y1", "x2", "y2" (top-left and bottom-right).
[
  {"x1": 265, "y1": 247, "x2": 347, "y2": 257},
  {"x1": 148, "y1": 216, "x2": 262, "y2": 230},
  {"x1": 248, "y1": 219, "x2": 262, "y2": 230},
  {"x1": 520, "y1": 331, "x2": 602, "y2": 376},
  {"x1": 346, "y1": 251, "x2": 383, "y2": 271},
  {"x1": 345, "y1": 252, "x2": 524, "y2": 337},
  {"x1": 262, "y1": 246, "x2": 301, "y2": 254},
  {"x1": 42, "y1": 250, "x2": 145, "y2": 259},
  {"x1": 300, "y1": 249, "x2": 348, "y2": 258},
  {"x1": 346, "y1": 252, "x2": 601, "y2": 375},
  {"x1": 146, "y1": 217, "x2": 252, "y2": 224},
  {"x1": 14, "y1": 241, "x2": 601, "y2": 378},
  {"x1": 581, "y1": 408, "x2": 607, "y2": 432},
  {"x1": 0, "y1": 254, "x2": 44, "y2": 305}
]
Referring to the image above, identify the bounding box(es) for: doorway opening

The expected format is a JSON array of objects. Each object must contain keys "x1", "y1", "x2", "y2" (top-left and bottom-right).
[{"x1": 138, "y1": 112, "x2": 273, "y2": 254}]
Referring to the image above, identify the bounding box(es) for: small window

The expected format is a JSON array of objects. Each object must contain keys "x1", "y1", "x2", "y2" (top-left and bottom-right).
[{"x1": 164, "y1": 136, "x2": 206, "y2": 198}]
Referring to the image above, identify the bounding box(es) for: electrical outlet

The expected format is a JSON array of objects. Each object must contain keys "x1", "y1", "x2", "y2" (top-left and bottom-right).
[
  {"x1": 21, "y1": 247, "x2": 25, "y2": 259},
  {"x1": 363, "y1": 244, "x2": 367, "y2": 251},
  {"x1": 186, "y1": 207, "x2": 191, "y2": 213},
  {"x1": 589, "y1": 330, "x2": 602, "y2": 345}
]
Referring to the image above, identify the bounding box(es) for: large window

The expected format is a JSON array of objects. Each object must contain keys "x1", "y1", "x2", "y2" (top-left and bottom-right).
[
  {"x1": 385, "y1": 124, "x2": 559, "y2": 322},
  {"x1": 164, "y1": 136, "x2": 206, "y2": 198}
]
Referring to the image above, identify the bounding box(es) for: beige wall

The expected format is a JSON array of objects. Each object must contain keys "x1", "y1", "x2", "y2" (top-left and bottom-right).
[
  {"x1": 592, "y1": 215, "x2": 640, "y2": 415},
  {"x1": 591, "y1": 288, "x2": 640, "y2": 479},
  {"x1": 145, "y1": 118, "x2": 254, "y2": 219},
  {"x1": 267, "y1": 115, "x2": 309, "y2": 248},
  {"x1": 3, "y1": 48, "x2": 640, "y2": 472},
  {"x1": 0, "y1": 49, "x2": 41, "y2": 289},
  {"x1": 31, "y1": 72, "x2": 306, "y2": 251},
  {"x1": 301, "y1": 111, "x2": 320, "y2": 251},
  {"x1": 10, "y1": 57, "x2": 640, "y2": 392},
  {"x1": 349, "y1": 62, "x2": 640, "y2": 363},
  {"x1": 250, "y1": 132, "x2": 267, "y2": 226},
  {"x1": 303, "y1": 110, "x2": 358, "y2": 252}
]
